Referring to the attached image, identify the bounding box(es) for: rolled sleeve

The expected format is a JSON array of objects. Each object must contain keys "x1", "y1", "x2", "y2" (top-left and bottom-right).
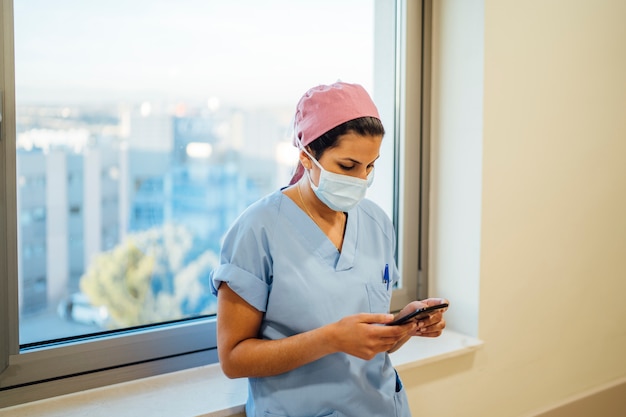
[{"x1": 211, "y1": 263, "x2": 270, "y2": 312}]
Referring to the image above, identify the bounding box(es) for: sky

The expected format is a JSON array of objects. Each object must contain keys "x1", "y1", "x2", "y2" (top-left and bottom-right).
[{"x1": 14, "y1": 0, "x2": 379, "y2": 108}]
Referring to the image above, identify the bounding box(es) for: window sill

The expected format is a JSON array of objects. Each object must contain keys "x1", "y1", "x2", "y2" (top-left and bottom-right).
[
  {"x1": 391, "y1": 329, "x2": 484, "y2": 371},
  {"x1": 0, "y1": 330, "x2": 482, "y2": 417}
]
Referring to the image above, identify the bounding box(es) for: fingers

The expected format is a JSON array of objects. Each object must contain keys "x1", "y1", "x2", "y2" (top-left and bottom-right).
[
  {"x1": 351, "y1": 326, "x2": 411, "y2": 360},
  {"x1": 332, "y1": 313, "x2": 417, "y2": 360},
  {"x1": 410, "y1": 298, "x2": 448, "y2": 338},
  {"x1": 414, "y1": 317, "x2": 446, "y2": 338}
]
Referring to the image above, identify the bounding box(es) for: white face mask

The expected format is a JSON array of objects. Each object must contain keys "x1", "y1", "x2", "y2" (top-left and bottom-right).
[{"x1": 300, "y1": 144, "x2": 374, "y2": 212}]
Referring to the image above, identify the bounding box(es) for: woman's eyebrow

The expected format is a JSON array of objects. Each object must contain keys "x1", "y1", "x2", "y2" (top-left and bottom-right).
[{"x1": 339, "y1": 155, "x2": 381, "y2": 165}]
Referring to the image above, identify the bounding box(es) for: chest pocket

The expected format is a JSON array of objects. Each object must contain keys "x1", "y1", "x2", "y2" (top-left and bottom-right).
[{"x1": 365, "y1": 283, "x2": 391, "y2": 313}]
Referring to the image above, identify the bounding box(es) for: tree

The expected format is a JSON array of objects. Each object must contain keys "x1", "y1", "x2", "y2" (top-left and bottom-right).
[{"x1": 80, "y1": 224, "x2": 218, "y2": 328}]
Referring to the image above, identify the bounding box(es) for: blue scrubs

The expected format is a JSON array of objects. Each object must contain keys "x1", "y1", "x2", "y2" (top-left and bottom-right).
[{"x1": 211, "y1": 190, "x2": 411, "y2": 417}]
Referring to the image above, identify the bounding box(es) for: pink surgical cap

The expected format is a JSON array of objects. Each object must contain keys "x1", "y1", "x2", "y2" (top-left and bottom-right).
[{"x1": 293, "y1": 81, "x2": 381, "y2": 148}]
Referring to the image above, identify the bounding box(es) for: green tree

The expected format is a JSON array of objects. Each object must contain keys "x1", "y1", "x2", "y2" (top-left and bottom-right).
[{"x1": 80, "y1": 224, "x2": 218, "y2": 328}]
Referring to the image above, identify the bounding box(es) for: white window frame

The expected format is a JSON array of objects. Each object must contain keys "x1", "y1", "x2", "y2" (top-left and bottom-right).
[{"x1": 0, "y1": 0, "x2": 430, "y2": 407}]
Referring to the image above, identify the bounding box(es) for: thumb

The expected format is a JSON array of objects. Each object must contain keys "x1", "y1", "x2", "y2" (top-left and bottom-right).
[
  {"x1": 422, "y1": 298, "x2": 449, "y2": 313},
  {"x1": 423, "y1": 298, "x2": 449, "y2": 307}
]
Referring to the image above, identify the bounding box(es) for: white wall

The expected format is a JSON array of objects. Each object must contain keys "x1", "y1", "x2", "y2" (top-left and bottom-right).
[
  {"x1": 429, "y1": 0, "x2": 483, "y2": 338},
  {"x1": 399, "y1": 0, "x2": 626, "y2": 416}
]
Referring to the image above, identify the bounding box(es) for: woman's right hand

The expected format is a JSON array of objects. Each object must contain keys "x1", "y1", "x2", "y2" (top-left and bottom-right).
[{"x1": 326, "y1": 313, "x2": 416, "y2": 360}]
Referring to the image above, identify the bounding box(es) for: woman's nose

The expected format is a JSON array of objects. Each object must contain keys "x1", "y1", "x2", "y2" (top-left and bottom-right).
[{"x1": 357, "y1": 167, "x2": 372, "y2": 180}]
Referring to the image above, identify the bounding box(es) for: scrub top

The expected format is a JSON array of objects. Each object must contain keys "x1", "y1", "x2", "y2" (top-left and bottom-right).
[{"x1": 211, "y1": 189, "x2": 411, "y2": 417}]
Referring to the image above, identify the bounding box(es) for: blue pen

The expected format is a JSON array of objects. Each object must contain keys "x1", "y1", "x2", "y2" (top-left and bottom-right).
[{"x1": 383, "y1": 263, "x2": 389, "y2": 290}]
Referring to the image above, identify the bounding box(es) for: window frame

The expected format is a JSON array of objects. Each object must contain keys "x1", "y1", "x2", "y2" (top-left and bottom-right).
[
  {"x1": 0, "y1": 0, "x2": 430, "y2": 407},
  {"x1": 389, "y1": 0, "x2": 431, "y2": 312}
]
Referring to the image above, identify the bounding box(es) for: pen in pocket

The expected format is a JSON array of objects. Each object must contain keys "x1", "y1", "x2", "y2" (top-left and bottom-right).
[{"x1": 383, "y1": 263, "x2": 389, "y2": 290}]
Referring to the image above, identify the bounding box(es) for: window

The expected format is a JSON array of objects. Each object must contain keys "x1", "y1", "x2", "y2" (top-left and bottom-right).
[{"x1": 0, "y1": 0, "x2": 428, "y2": 407}]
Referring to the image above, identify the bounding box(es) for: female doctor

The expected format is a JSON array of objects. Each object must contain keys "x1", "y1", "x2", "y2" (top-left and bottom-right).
[{"x1": 211, "y1": 82, "x2": 448, "y2": 417}]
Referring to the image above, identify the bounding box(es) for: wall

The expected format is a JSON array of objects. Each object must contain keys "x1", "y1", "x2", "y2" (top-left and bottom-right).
[{"x1": 404, "y1": 0, "x2": 626, "y2": 416}]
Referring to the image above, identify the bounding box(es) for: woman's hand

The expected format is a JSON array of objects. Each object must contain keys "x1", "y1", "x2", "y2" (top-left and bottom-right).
[
  {"x1": 385, "y1": 298, "x2": 448, "y2": 353},
  {"x1": 327, "y1": 313, "x2": 416, "y2": 360},
  {"x1": 402, "y1": 298, "x2": 448, "y2": 338}
]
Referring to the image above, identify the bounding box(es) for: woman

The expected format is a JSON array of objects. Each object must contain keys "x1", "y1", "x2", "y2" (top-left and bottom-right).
[{"x1": 211, "y1": 82, "x2": 448, "y2": 417}]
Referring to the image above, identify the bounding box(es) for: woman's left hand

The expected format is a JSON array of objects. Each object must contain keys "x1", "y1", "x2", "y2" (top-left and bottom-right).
[
  {"x1": 393, "y1": 298, "x2": 448, "y2": 338},
  {"x1": 387, "y1": 298, "x2": 449, "y2": 353},
  {"x1": 407, "y1": 298, "x2": 448, "y2": 338}
]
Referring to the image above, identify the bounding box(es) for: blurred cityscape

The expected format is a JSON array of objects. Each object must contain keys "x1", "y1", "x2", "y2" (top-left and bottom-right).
[{"x1": 17, "y1": 100, "x2": 297, "y2": 344}]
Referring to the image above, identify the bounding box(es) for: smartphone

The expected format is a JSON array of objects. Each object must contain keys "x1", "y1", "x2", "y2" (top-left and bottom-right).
[{"x1": 385, "y1": 303, "x2": 448, "y2": 326}]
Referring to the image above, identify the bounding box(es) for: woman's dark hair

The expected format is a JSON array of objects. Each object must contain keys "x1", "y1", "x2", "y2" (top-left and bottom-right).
[{"x1": 307, "y1": 116, "x2": 385, "y2": 159}]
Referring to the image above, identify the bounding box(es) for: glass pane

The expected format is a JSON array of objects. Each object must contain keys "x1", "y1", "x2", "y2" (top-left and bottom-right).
[{"x1": 15, "y1": 0, "x2": 395, "y2": 345}]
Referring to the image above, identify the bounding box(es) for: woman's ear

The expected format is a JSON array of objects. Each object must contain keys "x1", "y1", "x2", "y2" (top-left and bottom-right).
[{"x1": 299, "y1": 149, "x2": 312, "y2": 170}]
